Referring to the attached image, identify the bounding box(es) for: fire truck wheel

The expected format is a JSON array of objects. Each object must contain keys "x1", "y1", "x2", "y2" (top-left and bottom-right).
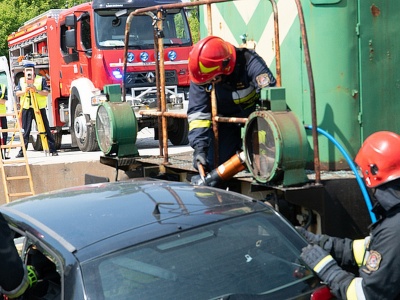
[
  {"x1": 31, "y1": 121, "x2": 62, "y2": 151},
  {"x1": 31, "y1": 119, "x2": 43, "y2": 151},
  {"x1": 32, "y1": 136, "x2": 43, "y2": 151},
  {"x1": 73, "y1": 104, "x2": 99, "y2": 152},
  {"x1": 168, "y1": 118, "x2": 189, "y2": 146},
  {"x1": 54, "y1": 129, "x2": 62, "y2": 150}
]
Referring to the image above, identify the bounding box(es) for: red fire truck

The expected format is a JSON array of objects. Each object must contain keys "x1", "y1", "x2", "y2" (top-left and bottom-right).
[{"x1": 7, "y1": 0, "x2": 192, "y2": 151}]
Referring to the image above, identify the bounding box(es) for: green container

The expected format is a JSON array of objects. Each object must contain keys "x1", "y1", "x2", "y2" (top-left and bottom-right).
[{"x1": 200, "y1": 0, "x2": 400, "y2": 171}]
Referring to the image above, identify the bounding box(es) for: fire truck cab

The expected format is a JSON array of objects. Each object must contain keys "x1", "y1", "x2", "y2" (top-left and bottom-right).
[{"x1": 7, "y1": 0, "x2": 192, "y2": 152}]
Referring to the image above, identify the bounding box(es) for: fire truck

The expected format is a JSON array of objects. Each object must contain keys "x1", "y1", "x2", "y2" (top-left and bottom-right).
[{"x1": 7, "y1": 0, "x2": 192, "y2": 152}]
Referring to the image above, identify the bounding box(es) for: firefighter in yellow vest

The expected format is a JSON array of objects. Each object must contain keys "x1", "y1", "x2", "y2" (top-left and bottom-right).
[
  {"x1": 0, "y1": 83, "x2": 8, "y2": 159},
  {"x1": 15, "y1": 61, "x2": 58, "y2": 157}
]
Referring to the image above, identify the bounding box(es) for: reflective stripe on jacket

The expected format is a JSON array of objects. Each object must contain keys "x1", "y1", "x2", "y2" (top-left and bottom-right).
[{"x1": 187, "y1": 48, "x2": 276, "y2": 151}]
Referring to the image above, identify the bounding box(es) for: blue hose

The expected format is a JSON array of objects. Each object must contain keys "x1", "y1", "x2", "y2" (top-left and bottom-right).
[{"x1": 305, "y1": 125, "x2": 377, "y2": 223}]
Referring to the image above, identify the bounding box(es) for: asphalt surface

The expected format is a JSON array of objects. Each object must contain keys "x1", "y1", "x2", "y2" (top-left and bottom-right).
[{"x1": 6, "y1": 128, "x2": 193, "y2": 165}]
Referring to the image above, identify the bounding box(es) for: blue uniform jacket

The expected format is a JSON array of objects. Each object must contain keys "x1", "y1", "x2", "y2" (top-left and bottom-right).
[{"x1": 187, "y1": 48, "x2": 276, "y2": 157}]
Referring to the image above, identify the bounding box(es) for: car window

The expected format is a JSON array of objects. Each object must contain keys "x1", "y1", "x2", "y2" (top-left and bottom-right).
[
  {"x1": 12, "y1": 231, "x2": 63, "y2": 299},
  {"x1": 82, "y1": 211, "x2": 318, "y2": 299}
]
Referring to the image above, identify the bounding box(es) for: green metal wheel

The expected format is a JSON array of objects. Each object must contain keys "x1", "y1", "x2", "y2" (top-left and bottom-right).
[{"x1": 96, "y1": 101, "x2": 139, "y2": 157}]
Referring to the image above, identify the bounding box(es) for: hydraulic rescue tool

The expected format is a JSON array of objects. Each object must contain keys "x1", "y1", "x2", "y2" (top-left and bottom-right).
[{"x1": 193, "y1": 151, "x2": 246, "y2": 186}]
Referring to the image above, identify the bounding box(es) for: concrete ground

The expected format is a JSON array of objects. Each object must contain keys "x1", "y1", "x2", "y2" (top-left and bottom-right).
[
  {"x1": 7, "y1": 128, "x2": 191, "y2": 163},
  {"x1": 1, "y1": 128, "x2": 192, "y2": 204}
]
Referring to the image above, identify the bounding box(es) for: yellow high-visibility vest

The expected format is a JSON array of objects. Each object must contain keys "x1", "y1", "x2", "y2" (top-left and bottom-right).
[
  {"x1": 0, "y1": 84, "x2": 6, "y2": 114},
  {"x1": 20, "y1": 76, "x2": 47, "y2": 109}
]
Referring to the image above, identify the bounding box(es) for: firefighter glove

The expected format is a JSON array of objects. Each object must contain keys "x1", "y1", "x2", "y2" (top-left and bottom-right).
[
  {"x1": 295, "y1": 227, "x2": 333, "y2": 251},
  {"x1": 193, "y1": 148, "x2": 208, "y2": 171},
  {"x1": 26, "y1": 266, "x2": 38, "y2": 288},
  {"x1": 300, "y1": 244, "x2": 343, "y2": 284},
  {"x1": 4, "y1": 265, "x2": 38, "y2": 299},
  {"x1": 295, "y1": 226, "x2": 324, "y2": 244},
  {"x1": 296, "y1": 227, "x2": 314, "y2": 242}
]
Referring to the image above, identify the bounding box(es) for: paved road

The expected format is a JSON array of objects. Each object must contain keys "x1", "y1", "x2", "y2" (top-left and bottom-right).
[
  {"x1": 0, "y1": 128, "x2": 193, "y2": 202},
  {"x1": 7, "y1": 128, "x2": 192, "y2": 165}
]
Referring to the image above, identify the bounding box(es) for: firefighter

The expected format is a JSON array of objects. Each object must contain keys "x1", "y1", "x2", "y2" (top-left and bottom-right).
[
  {"x1": 0, "y1": 213, "x2": 37, "y2": 298},
  {"x1": 187, "y1": 36, "x2": 276, "y2": 171},
  {"x1": 298, "y1": 131, "x2": 400, "y2": 299},
  {"x1": 0, "y1": 83, "x2": 8, "y2": 159},
  {"x1": 15, "y1": 61, "x2": 58, "y2": 157}
]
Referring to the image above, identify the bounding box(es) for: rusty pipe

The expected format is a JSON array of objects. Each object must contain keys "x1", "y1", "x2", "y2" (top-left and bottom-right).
[
  {"x1": 151, "y1": 12, "x2": 163, "y2": 157},
  {"x1": 154, "y1": 9, "x2": 170, "y2": 165},
  {"x1": 140, "y1": 111, "x2": 187, "y2": 118},
  {"x1": 269, "y1": 0, "x2": 281, "y2": 87},
  {"x1": 214, "y1": 116, "x2": 248, "y2": 124},
  {"x1": 123, "y1": 0, "x2": 234, "y2": 162},
  {"x1": 294, "y1": 0, "x2": 320, "y2": 184},
  {"x1": 123, "y1": 0, "x2": 235, "y2": 101},
  {"x1": 141, "y1": 113, "x2": 248, "y2": 123},
  {"x1": 211, "y1": 85, "x2": 219, "y2": 168},
  {"x1": 207, "y1": 3, "x2": 213, "y2": 35}
]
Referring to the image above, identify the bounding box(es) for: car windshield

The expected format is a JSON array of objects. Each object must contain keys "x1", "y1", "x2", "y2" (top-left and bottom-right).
[
  {"x1": 94, "y1": 8, "x2": 192, "y2": 49},
  {"x1": 82, "y1": 211, "x2": 317, "y2": 299}
]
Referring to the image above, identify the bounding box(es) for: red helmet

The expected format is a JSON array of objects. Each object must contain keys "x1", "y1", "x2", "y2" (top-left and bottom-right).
[
  {"x1": 355, "y1": 131, "x2": 400, "y2": 188},
  {"x1": 188, "y1": 36, "x2": 236, "y2": 85}
]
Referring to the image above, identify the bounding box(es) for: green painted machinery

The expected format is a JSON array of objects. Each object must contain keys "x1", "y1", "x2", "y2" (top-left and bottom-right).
[
  {"x1": 200, "y1": 0, "x2": 400, "y2": 171},
  {"x1": 95, "y1": 85, "x2": 139, "y2": 157},
  {"x1": 243, "y1": 87, "x2": 308, "y2": 186}
]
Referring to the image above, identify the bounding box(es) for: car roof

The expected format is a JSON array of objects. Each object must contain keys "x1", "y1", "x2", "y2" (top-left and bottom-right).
[{"x1": 0, "y1": 180, "x2": 270, "y2": 257}]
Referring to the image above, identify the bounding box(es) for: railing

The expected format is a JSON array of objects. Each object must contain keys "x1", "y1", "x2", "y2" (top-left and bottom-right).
[{"x1": 121, "y1": 0, "x2": 321, "y2": 182}]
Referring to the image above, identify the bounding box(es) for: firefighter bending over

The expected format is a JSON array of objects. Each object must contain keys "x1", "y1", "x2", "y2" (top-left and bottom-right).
[
  {"x1": 187, "y1": 36, "x2": 276, "y2": 171},
  {"x1": 298, "y1": 131, "x2": 400, "y2": 299}
]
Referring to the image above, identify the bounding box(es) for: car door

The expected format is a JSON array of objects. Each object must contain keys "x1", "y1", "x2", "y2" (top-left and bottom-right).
[{"x1": 10, "y1": 228, "x2": 64, "y2": 299}]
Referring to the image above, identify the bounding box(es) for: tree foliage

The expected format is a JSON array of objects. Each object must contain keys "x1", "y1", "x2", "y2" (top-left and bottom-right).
[
  {"x1": 188, "y1": 0, "x2": 200, "y2": 43},
  {"x1": 0, "y1": 0, "x2": 88, "y2": 58},
  {"x1": 0, "y1": 0, "x2": 199, "y2": 58}
]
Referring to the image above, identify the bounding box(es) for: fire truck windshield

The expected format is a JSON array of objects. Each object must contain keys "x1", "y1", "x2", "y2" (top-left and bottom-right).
[{"x1": 94, "y1": 9, "x2": 192, "y2": 49}]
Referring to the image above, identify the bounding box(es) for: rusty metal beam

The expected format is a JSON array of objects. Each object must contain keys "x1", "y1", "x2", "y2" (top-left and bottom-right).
[
  {"x1": 140, "y1": 111, "x2": 187, "y2": 118},
  {"x1": 294, "y1": 0, "x2": 321, "y2": 184},
  {"x1": 214, "y1": 116, "x2": 248, "y2": 124},
  {"x1": 123, "y1": 0, "x2": 235, "y2": 165},
  {"x1": 269, "y1": 0, "x2": 281, "y2": 87}
]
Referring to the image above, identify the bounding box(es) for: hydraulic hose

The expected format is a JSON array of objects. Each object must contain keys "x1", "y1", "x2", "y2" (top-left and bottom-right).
[{"x1": 305, "y1": 125, "x2": 377, "y2": 223}]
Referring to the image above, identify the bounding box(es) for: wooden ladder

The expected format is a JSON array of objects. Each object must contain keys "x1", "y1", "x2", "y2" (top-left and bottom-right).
[{"x1": 0, "y1": 101, "x2": 35, "y2": 203}]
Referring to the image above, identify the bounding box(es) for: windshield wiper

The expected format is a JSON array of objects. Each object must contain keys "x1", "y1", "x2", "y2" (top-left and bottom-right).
[
  {"x1": 211, "y1": 293, "x2": 270, "y2": 300},
  {"x1": 109, "y1": 44, "x2": 144, "y2": 50},
  {"x1": 164, "y1": 43, "x2": 183, "y2": 48}
]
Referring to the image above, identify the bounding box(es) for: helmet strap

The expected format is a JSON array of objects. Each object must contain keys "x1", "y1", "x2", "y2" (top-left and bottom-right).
[{"x1": 222, "y1": 58, "x2": 230, "y2": 68}]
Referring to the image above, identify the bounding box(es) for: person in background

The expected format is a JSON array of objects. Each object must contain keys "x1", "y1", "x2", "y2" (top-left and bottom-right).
[
  {"x1": 15, "y1": 61, "x2": 58, "y2": 158},
  {"x1": 298, "y1": 131, "x2": 400, "y2": 299},
  {"x1": 0, "y1": 213, "x2": 37, "y2": 298},
  {"x1": 187, "y1": 36, "x2": 276, "y2": 172},
  {"x1": 0, "y1": 83, "x2": 9, "y2": 159}
]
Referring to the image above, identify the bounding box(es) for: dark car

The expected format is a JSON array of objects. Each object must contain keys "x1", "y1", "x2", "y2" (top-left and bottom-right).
[{"x1": 0, "y1": 180, "x2": 332, "y2": 299}]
